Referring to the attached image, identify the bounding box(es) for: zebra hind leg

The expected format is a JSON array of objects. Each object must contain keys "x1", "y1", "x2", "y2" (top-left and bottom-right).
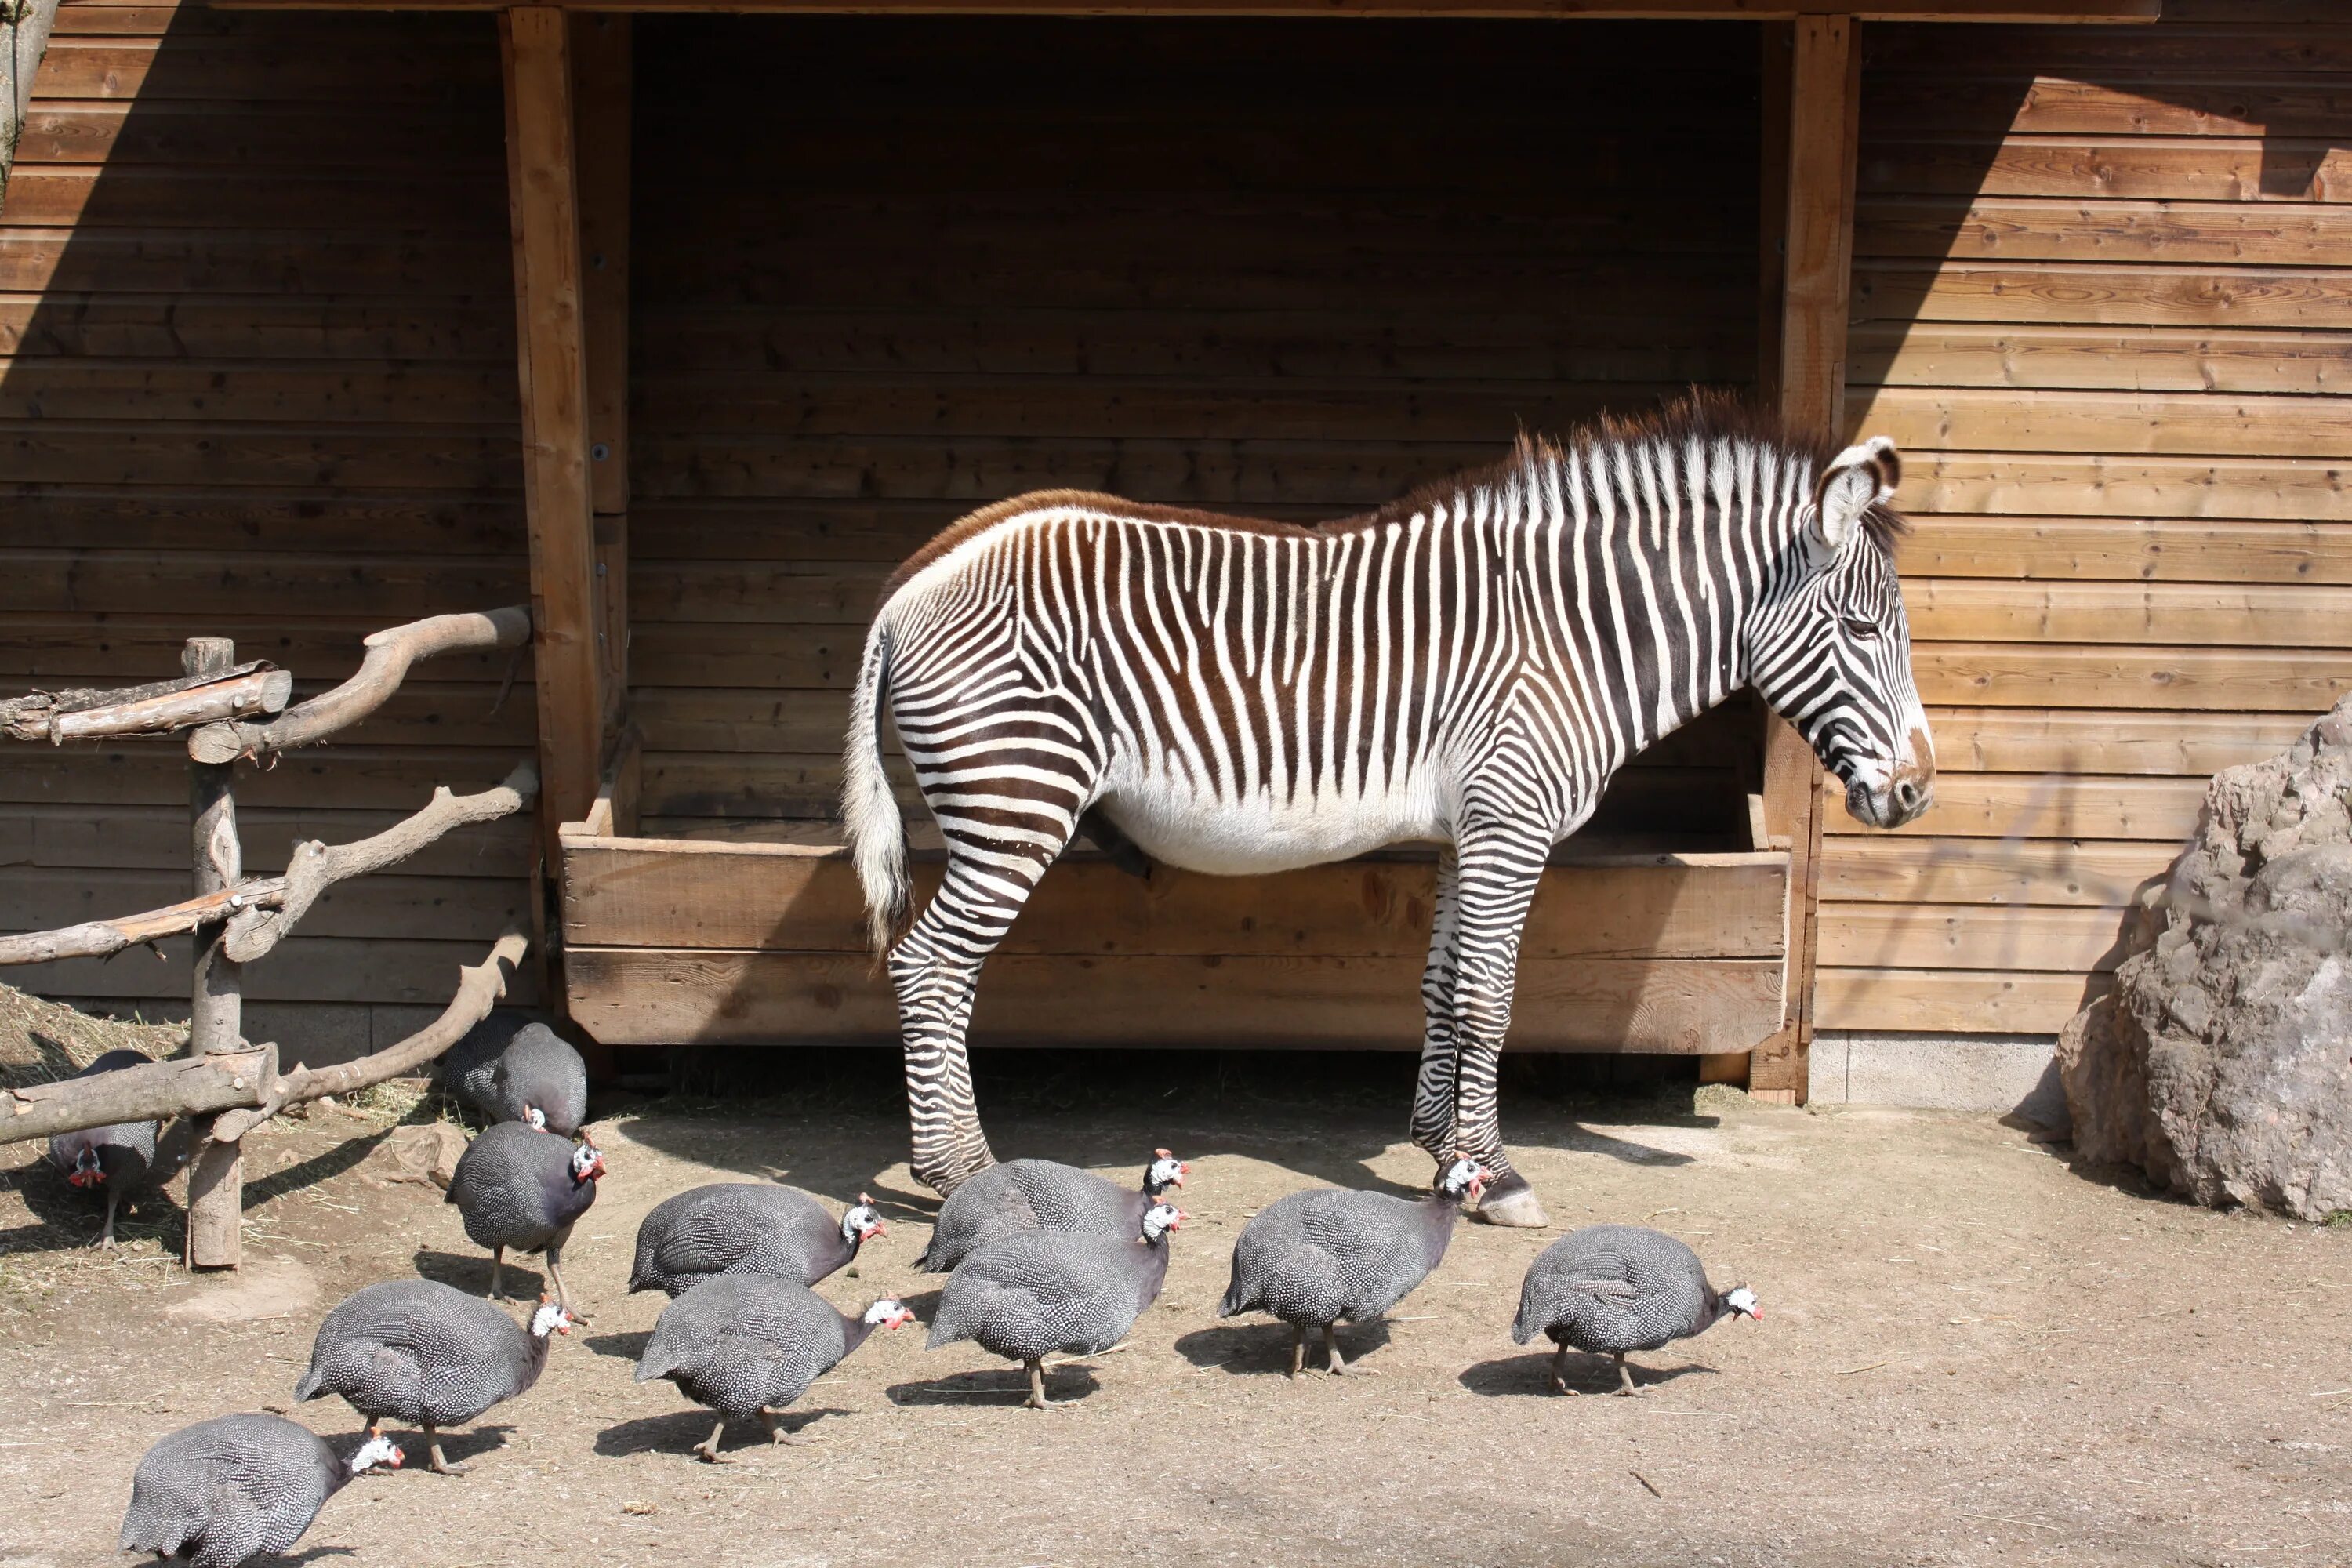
[
  {"x1": 1445, "y1": 822, "x2": 1552, "y2": 1229},
  {"x1": 1406, "y1": 846, "x2": 1464, "y2": 1164}
]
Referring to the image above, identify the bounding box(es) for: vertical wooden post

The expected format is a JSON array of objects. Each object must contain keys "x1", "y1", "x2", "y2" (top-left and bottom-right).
[
  {"x1": 503, "y1": 5, "x2": 604, "y2": 873},
  {"x1": 1751, "y1": 13, "x2": 1861, "y2": 1107},
  {"x1": 573, "y1": 12, "x2": 632, "y2": 764},
  {"x1": 183, "y1": 636, "x2": 245, "y2": 1268}
]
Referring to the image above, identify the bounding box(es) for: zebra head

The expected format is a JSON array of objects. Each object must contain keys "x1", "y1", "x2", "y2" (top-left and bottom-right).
[{"x1": 1749, "y1": 436, "x2": 1935, "y2": 830}]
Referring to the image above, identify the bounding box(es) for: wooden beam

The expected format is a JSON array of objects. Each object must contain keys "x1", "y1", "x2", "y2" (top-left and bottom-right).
[
  {"x1": 572, "y1": 12, "x2": 631, "y2": 745},
  {"x1": 220, "y1": 0, "x2": 2162, "y2": 19},
  {"x1": 503, "y1": 6, "x2": 604, "y2": 868},
  {"x1": 1752, "y1": 10, "x2": 1860, "y2": 1107}
]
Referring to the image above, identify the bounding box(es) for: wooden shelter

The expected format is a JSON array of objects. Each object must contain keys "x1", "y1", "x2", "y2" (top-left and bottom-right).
[{"x1": 5, "y1": 0, "x2": 2347, "y2": 1102}]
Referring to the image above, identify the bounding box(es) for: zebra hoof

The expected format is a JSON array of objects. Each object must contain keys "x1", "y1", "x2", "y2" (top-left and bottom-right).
[{"x1": 1475, "y1": 1175, "x2": 1549, "y2": 1229}]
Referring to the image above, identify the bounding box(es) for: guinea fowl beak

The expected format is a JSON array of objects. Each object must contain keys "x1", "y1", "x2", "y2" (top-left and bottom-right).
[
  {"x1": 866, "y1": 1220, "x2": 887, "y2": 1240},
  {"x1": 386, "y1": 1447, "x2": 405, "y2": 1470}
]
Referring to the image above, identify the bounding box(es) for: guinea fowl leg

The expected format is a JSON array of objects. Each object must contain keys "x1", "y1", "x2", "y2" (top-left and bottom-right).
[
  {"x1": 1550, "y1": 1341, "x2": 1578, "y2": 1396},
  {"x1": 488, "y1": 1245, "x2": 506, "y2": 1301},
  {"x1": 1287, "y1": 1323, "x2": 1306, "y2": 1380},
  {"x1": 425, "y1": 1423, "x2": 469, "y2": 1476},
  {"x1": 93, "y1": 1187, "x2": 121, "y2": 1250},
  {"x1": 692, "y1": 1418, "x2": 732, "y2": 1464},
  {"x1": 1614, "y1": 1352, "x2": 1642, "y2": 1398},
  {"x1": 1025, "y1": 1358, "x2": 1066, "y2": 1410},
  {"x1": 544, "y1": 1247, "x2": 591, "y2": 1325},
  {"x1": 1325, "y1": 1323, "x2": 1378, "y2": 1377},
  {"x1": 758, "y1": 1409, "x2": 815, "y2": 1448}
]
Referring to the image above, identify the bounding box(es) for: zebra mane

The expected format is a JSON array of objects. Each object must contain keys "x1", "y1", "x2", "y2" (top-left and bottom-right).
[{"x1": 1352, "y1": 387, "x2": 1910, "y2": 555}]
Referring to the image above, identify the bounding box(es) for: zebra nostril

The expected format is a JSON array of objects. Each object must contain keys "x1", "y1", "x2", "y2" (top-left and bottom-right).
[{"x1": 1893, "y1": 779, "x2": 1921, "y2": 812}]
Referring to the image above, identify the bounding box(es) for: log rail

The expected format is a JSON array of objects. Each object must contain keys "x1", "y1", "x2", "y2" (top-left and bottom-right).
[{"x1": 0, "y1": 607, "x2": 541, "y2": 1269}]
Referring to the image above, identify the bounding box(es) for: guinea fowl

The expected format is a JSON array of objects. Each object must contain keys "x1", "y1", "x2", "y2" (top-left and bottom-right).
[
  {"x1": 1218, "y1": 1155, "x2": 1488, "y2": 1377},
  {"x1": 118, "y1": 1414, "x2": 401, "y2": 1568},
  {"x1": 635, "y1": 1277, "x2": 912, "y2": 1462},
  {"x1": 629, "y1": 1184, "x2": 885, "y2": 1296},
  {"x1": 440, "y1": 1012, "x2": 587, "y2": 1136},
  {"x1": 927, "y1": 1200, "x2": 1185, "y2": 1409},
  {"x1": 1511, "y1": 1224, "x2": 1759, "y2": 1396},
  {"x1": 293, "y1": 1280, "x2": 572, "y2": 1475},
  {"x1": 919, "y1": 1146, "x2": 1187, "y2": 1271},
  {"x1": 46, "y1": 1048, "x2": 160, "y2": 1248},
  {"x1": 444, "y1": 1122, "x2": 603, "y2": 1316}
]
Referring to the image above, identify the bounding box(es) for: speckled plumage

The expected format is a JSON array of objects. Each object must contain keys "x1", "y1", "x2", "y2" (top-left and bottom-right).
[
  {"x1": 629, "y1": 1184, "x2": 872, "y2": 1295},
  {"x1": 443, "y1": 1122, "x2": 599, "y2": 1310},
  {"x1": 927, "y1": 1222, "x2": 1172, "y2": 1365},
  {"x1": 294, "y1": 1280, "x2": 555, "y2": 1432},
  {"x1": 118, "y1": 1414, "x2": 385, "y2": 1568},
  {"x1": 637, "y1": 1277, "x2": 898, "y2": 1458},
  {"x1": 1511, "y1": 1225, "x2": 1754, "y2": 1395},
  {"x1": 440, "y1": 1013, "x2": 586, "y2": 1136},
  {"x1": 47, "y1": 1049, "x2": 160, "y2": 1245},
  {"x1": 1220, "y1": 1185, "x2": 1462, "y2": 1330},
  {"x1": 920, "y1": 1151, "x2": 1182, "y2": 1272}
]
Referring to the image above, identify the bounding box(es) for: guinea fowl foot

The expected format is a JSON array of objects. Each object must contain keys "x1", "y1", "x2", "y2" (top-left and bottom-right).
[
  {"x1": 426, "y1": 1433, "x2": 469, "y2": 1477},
  {"x1": 1474, "y1": 1172, "x2": 1549, "y2": 1229},
  {"x1": 1023, "y1": 1359, "x2": 1069, "y2": 1410},
  {"x1": 758, "y1": 1410, "x2": 815, "y2": 1447},
  {"x1": 692, "y1": 1420, "x2": 734, "y2": 1464},
  {"x1": 1287, "y1": 1324, "x2": 1306, "y2": 1380},
  {"x1": 1614, "y1": 1354, "x2": 1643, "y2": 1398},
  {"x1": 1324, "y1": 1325, "x2": 1378, "y2": 1378},
  {"x1": 1549, "y1": 1345, "x2": 1579, "y2": 1396}
]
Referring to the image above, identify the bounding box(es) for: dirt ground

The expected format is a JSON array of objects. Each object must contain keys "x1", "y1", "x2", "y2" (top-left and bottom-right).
[{"x1": 2, "y1": 1066, "x2": 2348, "y2": 1568}]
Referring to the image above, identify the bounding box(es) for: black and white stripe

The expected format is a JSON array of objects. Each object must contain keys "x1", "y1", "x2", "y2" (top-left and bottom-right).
[{"x1": 845, "y1": 398, "x2": 1934, "y2": 1203}]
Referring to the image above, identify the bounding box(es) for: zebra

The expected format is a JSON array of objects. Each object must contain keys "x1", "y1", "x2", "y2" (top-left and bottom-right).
[{"x1": 844, "y1": 394, "x2": 1934, "y2": 1225}]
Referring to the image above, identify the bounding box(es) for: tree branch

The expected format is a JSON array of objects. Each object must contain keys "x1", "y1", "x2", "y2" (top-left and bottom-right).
[
  {"x1": 0, "y1": 763, "x2": 537, "y2": 969},
  {"x1": 2, "y1": 665, "x2": 292, "y2": 744},
  {"x1": 2, "y1": 1045, "x2": 277, "y2": 1147},
  {"x1": 209, "y1": 931, "x2": 529, "y2": 1144},
  {"x1": 189, "y1": 604, "x2": 532, "y2": 764}
]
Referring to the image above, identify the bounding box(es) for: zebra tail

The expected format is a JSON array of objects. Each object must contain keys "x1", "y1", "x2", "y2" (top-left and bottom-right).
[{"x1": 843, "y1": 616, "x2": 911, "y2": 965}]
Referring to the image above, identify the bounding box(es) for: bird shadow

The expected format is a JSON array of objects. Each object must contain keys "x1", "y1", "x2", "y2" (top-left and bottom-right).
[
  {"x1": 1457, "y1": 1351, "x2": 1718, "y2": 1399},
  {"x1": 411, "y1": 1247, "x2": 539, "y2": 1301},
  {"x1": 386, "y1": 1423, "x2": 514, "y2": 1470},
  {"x1": 245, "y1": 1127, "x2": 390, "y2": 1210},
  {"x1": 887, "y1": 1364, "x2": 1102, "y2": 1407},
  {"x1": 594, "y1": 1405, "x2": 847, "y2": 1459},
  {"x1": 585, "y1": 1330, "x2": 650, "y2": 1363},
  {"x1": 277, "y1": 1549, "x2": 357, "y2": 1565},
  {"x1": 1173, "y1": 1318, "x2": 1396, "y2": 1377}
]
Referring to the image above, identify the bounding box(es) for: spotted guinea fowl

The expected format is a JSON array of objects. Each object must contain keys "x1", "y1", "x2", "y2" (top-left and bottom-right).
[
  {"x1": 630, "y1": 1184, "x2": 885, "y2": 1297},
  {"x1": 292, "y1": 1279, "x2": 572, "y2": 1475},
  {"x1": 439, "y1": 1011, "x2": 587, "y2": 1136},
  {"x1": 919, "y1": 1146, "x2": 1187, "y2": 1271},
  {"x1": 1218, "y1": 1155, "x2": 1487, "y2": 1377},
  {"x1": 118, "y1": 1414, "x2": 401, "y2": 1568},
  {"x1": 443, "y1": 1121, "x2": 603, "y2": 1316},
  {"x1": 47, "y1": 1048, "x2": 161, "y2": 1248},
  {"x1": 927, "y1": 1200, "x2": 1184, "y2": 1409},
  {"x1": 1511, "y1": 1224, "x2": 1759, "y2": 1396},
  {"x1": 635, "y1": 1277, "x2": 911, "y2": 1462}
]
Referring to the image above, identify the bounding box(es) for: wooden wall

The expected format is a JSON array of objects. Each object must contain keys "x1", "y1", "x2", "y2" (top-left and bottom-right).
[
  {"x1": 0, "y1": 0, "x2": 537, "y2": 1044},
  {"x1": 627, "y1": 16, "x2": 1769, "y2": 852},
  {"x1": 1820, "y1": 1, "x2": 2352, "y2": 1036}
]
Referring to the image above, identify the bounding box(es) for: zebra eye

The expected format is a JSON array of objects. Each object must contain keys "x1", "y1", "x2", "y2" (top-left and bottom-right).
[{"x1": 1842, "y1": 615, "x2": 1882, "y2": 642}]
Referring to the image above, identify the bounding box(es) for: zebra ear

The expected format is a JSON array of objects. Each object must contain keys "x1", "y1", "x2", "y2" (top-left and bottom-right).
[{"x1": 1807, "y1": 436, "x2": 1901, "y2": 564}]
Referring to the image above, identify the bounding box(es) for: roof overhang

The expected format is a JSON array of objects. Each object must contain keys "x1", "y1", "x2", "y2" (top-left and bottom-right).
[{"x1": 216, "y1": 1, "x2": 2162, "y2": 23}]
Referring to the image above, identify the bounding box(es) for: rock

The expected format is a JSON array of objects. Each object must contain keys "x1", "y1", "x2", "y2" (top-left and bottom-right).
[
  {"x1": 362, "y1": 1120, "x2": 469, "y2": 1189},
  {"x1": 2058, "y1": 695, "x2": 2352, "y2": 1221}
]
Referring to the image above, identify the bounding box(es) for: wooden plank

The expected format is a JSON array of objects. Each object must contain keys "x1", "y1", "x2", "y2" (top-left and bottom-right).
[
  {"x1": 0, "y1": 613, "x2": 531, "y2": 684},
  {"x1": 1904, "y1": 579, "x2": 2352, "y2": 646},
  {"x1": 1860, "y1": 198, "x2": 2352, "y2": 267},
  {"x1": 503, "y1": 5, "x2": 604, "y2": 854},
  {"x1": 0, "y1": 295, "x2": 514, "y2": 361},
  {"x1": 0, "y1": 492, "x2": 524, "y2": 559},
  {"x1": 1895, "y1": 518, "x2": 2352, "y2": 585},
  {"x1": 212, "y1": 2, "x2": 2165, "y2": 22},
  {"x1": 1853, "y1": 262, "x2": 2352, "y2": 331},
  {"x1": 1820, "y1": 837, "x2": 2180, "y2": 906},
  {"x1": 1920, "y1": 707, "x2": 2312, "y2": 775},
  {"x1": 1895, "y1": 454, "x2": 2352, "y2": 521},
  {"x1": 1915, "y1": 645, "x2": 2352, "y2": 711},
  {"x1": 1814, "y1": 967, "x2": 2104, "y2": 1034},
  {"x1": 5, "y1": 935, "x2": 540, "y2": 1007},
  {"x1": 0, "y1": 746, "x2": 531, "y2": 811},
  {"x1": 559, "y1": 836, "x2": 1787, "y2": 958},
  {"x1": 1863, "y1": 136, "x2": 2352, "y2": 205},
  {"x1": 1851, "y1": 323, "x2": 2352, "y2": 395},
  {"x1": 1864, "y1": 26, "x2": 2352, "y2": 75},
  {"x1": 0, "y1": 362, "x2": 517, "y2": 424},
  {"x1": 0, "y1": 235, "x2": 511, "y2": 299},
  {"x1": 0, "y1": 805, "x2": 532, "y2": 880},
  {"x1": 11, "y1": 103, "x2": 502, "y2": 168},
  {"x1": 1, "y1": 866, "x2": 529, "y2": 944},
  {"x1": 572, "y1": 13, "x2": 633, "y2": 742},
  {"x1": 1861, "y1": 73, "x2": 2352, "y2": 140},
  {"x1": 561, "y1": 947, "x2": 1784, "y2": 1054},
  {"x1": 1817, "y1": 904, "x2": 2133, "y2": 971},
  {"x1": 0, "y1": 553, "x2": 527, "y2": 619},
  {"x1": 1824, "y1": 773, "x2": 2205, "y2": 841},
  {"x1": 0, "y1": 169, "x2": 504, "y2": 230},
  {"x1": 1854, "y1": 387, "x2": 2352, "y2": 461},
  {"x1": 0, "y1": 423, "x2": 517, "y2": 491},
  {"x1": 26, "y1": 38, "x2": 501, "y2": 104}
]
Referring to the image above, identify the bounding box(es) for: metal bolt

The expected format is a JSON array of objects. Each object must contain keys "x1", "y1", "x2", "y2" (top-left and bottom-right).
[{"x1": 591, "y1": 442, "x2": 611, "y2": 462}]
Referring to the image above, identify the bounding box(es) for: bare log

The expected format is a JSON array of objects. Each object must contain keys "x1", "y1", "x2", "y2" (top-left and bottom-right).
[
  {"x1": 0, "y1": 763, "x2": 539, "y2": 970},
  {"x1": 222, "y1": 761, "x2": 537, "y2": 962},
  {"x1": 210, "y1": 931, "x2": 529, "y2": 1144},
  {"x1": 190, "y1": 605, "x2": 532, "y2": 764},
  {"x1": 2, "y1": 664, "x2": 291, "y2": 744},
  {"x1": 1, "y1": 1045, "x2": 276, "y2": 1147}
]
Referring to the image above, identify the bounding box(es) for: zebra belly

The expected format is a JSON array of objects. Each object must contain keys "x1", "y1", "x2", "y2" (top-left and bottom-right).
[{"x1": 1094, "y1": 781, "x2": 1444, "y2": 876}]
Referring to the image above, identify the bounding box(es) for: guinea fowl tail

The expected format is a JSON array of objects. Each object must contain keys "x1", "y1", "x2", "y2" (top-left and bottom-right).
[
  {"x1": 292, "y1": 1362, "x2": 326, "y2": 1402},
  {"x1": 843, "y1": 616, "x2": 910, "y2": 966},
  {"x1": 1217, "y1": 1258, "x2": 1255, "y2": 1318},
  {"x1": 633, "y1": 1341, "x2": 680, "y2": 1384}
]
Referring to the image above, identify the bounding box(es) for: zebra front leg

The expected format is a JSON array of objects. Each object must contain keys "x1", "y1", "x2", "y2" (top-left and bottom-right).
[
  {"x1": 1407, "y1": 846, "x2": 1465, "y2": 1163},
  {"x1": 1446, "y1": 826, "x2": 1551, "y2": 1228}
]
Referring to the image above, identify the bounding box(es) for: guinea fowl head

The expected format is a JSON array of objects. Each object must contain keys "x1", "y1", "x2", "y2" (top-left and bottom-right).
[
  {"x1": 1139, "y1": 1202, "x2": 1186, "y2": 1243},
  {"x1": 862, "y1": 1298, "x2": 915, "y2": 1331},
  {"x1": 1143, "y1": 1148, "x2": 1188, "y2": 1196},
  {"x1": 569, "y1": 1135, "x2": 604, "y2": 1185},
  {"x1": 1435, "y1": 1154, "x2": 1490, "y2": 1203},
  {"x1": 66, "y1": 1146, "x2": 104, "y2": 1189},
  {"x1": 531, "y1": 1293, "x2": 575, "y2": 1338},
  {"x1": 523, "y1": 1105, "x2": 548, "y2": 1131},
  {"x1": 842, "y1": 1195, "x2": 887, "y2": 1245},
  {"x1": 350, "y1": 1435, "x2": 404, "y2": 1475},
  {"x1": 1720, "y1": 1285, "x2": 1761, "y2": 1323}
]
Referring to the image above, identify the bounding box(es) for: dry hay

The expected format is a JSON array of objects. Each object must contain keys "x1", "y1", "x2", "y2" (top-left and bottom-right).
[{"x1": 0, "y1": 981, "x2": 187, "y2": 1091}]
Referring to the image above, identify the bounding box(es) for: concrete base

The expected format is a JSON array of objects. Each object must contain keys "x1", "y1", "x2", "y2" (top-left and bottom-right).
[{"x1": 1810, "y1": 1030, "x2": 2067, "y2": 1128}]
